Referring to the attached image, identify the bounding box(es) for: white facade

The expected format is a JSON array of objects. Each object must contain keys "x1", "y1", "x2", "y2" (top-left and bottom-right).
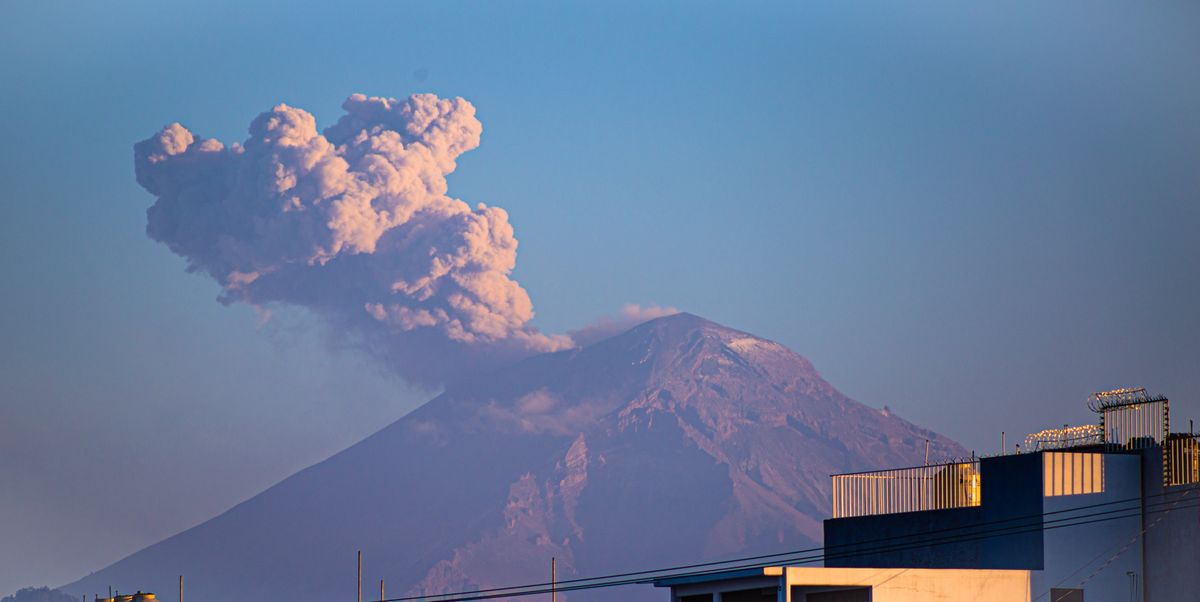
[{"x1": 660, "y1": 566, "x2": 1031, "y2": 602}]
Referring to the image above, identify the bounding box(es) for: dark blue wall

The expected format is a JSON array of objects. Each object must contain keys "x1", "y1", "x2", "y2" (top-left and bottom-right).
[
  {"x1": 824, "y1": 453, "x2": 1044, "y2": 569},
  {"x1": 1140, "y1": 445, "x2": 1200, "y2": 601}
]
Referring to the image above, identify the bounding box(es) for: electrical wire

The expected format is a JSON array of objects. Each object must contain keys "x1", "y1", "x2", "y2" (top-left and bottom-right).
[
  {"x1": 1032, "y1": 486, "x2": 1195, "y2": 601},
  {"x1": 368, "y1": 483, "x2": 1200, "y2": 602},
  {"x1": 379, "y1": 484, "x2": 1192, "y2": 602},
  {"x1": 420, "y1": 500, "x2": 1200, "y2": 602}
]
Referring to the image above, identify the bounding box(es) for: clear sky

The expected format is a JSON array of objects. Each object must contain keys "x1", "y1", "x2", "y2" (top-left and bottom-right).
[{"x1": 1, "y1": 1, "x2": 1198, "y2": 595}]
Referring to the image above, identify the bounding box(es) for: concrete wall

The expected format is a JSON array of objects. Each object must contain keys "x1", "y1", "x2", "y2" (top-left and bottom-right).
[
  {"x1": 784, "y1": 567, "x2": 1031, "y2": 602},
  {"x1": 1032, "y1": 453, "x2": 1143, "y2": 602},
  {"x1": 824, "y1": 454, "x2": 1044, "y2": 569},
  {"x1": 664, "y1": 572, "x2": 779, "y2": 602},
  {"x1": 1140, "y1": 447, "x2": 1200, "y2": 602},
  {"x1": 663, "y1": 567, "x2": 1031, "y2": 602},
  {"x1": 820, "y1": 448, "x2": 1200, "y2": 600}
]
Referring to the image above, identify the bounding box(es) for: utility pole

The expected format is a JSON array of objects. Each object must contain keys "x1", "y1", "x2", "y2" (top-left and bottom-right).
[
  {"x1": 357, "y1": 551, "x2": 362, "y2": 602},
  {"x1": 380, "y1": 579, "x2": 384, "y2": 602},
  {"x1": 551, "y1": 557, "x2": 556, "y2": 602},
  {"x1": 179, "y1": 575, "x2": 183, "y2": 602}
]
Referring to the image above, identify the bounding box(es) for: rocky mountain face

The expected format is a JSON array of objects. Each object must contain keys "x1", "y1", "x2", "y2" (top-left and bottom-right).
[{"x1": 65, "y1": 313, "x2": 964, "y2": 601}]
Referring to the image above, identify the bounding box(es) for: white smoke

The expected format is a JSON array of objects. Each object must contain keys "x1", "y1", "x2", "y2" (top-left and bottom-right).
[
  {"x1": 135, "y1": 93, "x2": 572, "y2": 385},
  {"x1": 568, "y1": 304, "x2": 680, "y2": 347}
]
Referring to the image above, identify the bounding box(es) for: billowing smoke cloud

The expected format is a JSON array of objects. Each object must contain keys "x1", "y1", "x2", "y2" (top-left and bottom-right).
[
  {"x1": 135, "y1": 93, "x2": 573, "y2": 385},
  {"x1": 568, "y1": 304, "x2": 680, "y2": 347}
]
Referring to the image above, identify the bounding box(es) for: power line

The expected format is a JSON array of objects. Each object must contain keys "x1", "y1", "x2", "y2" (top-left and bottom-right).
[
  {"x1": 394, "y1": 492, "x2": 1198, "y2": 601},
  {"x1": 420, "y1": 500, "x2": 1200, "y2": 602},
  {"x1": 382, "y1": 485, "x2": 1189, "y2": 602},
  {"x1": 372, "y1": 484, "x2": 1199, "y2": 602},
  {"x1": 1032, "y1": 486, "x2": 1195, "y2": 601}
]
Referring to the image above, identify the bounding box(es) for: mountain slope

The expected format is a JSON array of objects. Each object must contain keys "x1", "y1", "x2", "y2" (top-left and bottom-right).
[{"x1": 64, "y1": 313, "x2": 964, "y2": 601}]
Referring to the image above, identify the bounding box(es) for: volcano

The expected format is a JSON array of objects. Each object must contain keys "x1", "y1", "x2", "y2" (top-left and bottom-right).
[{"x1": 65, "y1": 313, "x2": 964, "y2": 601}]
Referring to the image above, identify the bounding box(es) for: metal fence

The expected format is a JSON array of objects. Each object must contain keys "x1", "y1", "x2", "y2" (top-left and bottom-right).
[
  {"x1": 1024, "y1": 424, "x2": 1104, "y2": 452},
  {"x1": 1092, "y1": 392, "x2": 1169, "y2": 451},
  {"x1": 1165, "y1": 435, "x2": 1200, "y2": 487},
  {"x1": 831, "y1": 461, "x2": 981, "y2": 519}
]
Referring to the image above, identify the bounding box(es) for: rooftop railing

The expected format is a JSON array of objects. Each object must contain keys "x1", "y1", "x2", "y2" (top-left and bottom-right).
[
  {"x1": 831, "y1": 460, "x2": 981, "y2": 519},
  {"x1": 1165, "y1": 435, "x2": 1200, "y2": 487}
]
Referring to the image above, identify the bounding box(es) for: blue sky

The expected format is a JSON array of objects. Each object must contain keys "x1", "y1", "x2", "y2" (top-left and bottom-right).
[{"x1": 1, "y1": 1, "x2": 1198, "y2": 594}]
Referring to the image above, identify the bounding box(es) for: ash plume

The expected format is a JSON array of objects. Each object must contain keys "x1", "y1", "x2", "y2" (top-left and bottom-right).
[
  {"x1": 568, "y1": 304, "x2": 679, "y2": 347},
  {"x1": 135, "y1": 93, "x2": 572, "y2": 385}
]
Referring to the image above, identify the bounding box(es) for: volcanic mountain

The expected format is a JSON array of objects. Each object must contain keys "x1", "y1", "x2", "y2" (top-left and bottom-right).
[{"x1": 65, "y1": 313, "x2": 963, "y2": 601}]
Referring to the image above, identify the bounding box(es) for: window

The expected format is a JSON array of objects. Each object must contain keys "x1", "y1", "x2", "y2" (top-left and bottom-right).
[
  {"x1": 1044, "y1": 453, "x2": 1103, "y2": 496},
  {"x1": 1050, "y1": 587, "x2": 1083, "y2": 602},
  {"x1": 805, "y1": 588, "x2": 870, "y2": 601}
]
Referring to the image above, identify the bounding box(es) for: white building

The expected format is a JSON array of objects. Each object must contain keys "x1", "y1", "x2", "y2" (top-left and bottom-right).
[{"x1": 655, "y1": 389, "x2": 1199, "y2": 601}]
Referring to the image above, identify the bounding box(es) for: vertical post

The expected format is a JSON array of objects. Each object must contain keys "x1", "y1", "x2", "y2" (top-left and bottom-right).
[
  {"x1": 924, "y1": 439, "x2": 930, "y2": 466},
  {"x1": 1163, "y1": 397, "x2": 1171, "y2": 486},
  {"x1": 551, "y1": 557, "x2": 556, "y2": 602},
  {"x1": 179, "y1": 575, "x2": 183, "y2": 602},
  {"x1": 380, "y1": 579, "x2": 384, "y2": 602},
  {"x1": 357, "y1": 550, "x2": 362, "y2": 602}
]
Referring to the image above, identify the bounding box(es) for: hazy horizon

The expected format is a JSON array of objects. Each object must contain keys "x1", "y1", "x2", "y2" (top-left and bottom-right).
[{"x1": 1, "y1": 0, "x2": 1198, "y2": 595}]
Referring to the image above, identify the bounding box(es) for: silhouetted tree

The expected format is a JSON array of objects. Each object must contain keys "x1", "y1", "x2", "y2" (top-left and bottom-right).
[{"x1": 1, "y1": 587, "x2": 78, "y2": 602}]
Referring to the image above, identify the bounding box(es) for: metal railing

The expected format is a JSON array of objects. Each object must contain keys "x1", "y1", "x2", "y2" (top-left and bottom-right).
[
  {"x1": 1165, "y1": 435, "x2": 1200, "y2": 487},
  {"x1": 1093, "y1": 393, "x2": 1169, "y2": 451},
  {"x1": 831, "y1": 461, "x2": 981, "y2": 519}
]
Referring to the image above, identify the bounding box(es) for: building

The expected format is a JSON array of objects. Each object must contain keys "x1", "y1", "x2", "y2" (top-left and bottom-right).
[
  {"x1": 655, "y1": 388, "x2": 1199, "y2": 601},
  {"x1": 655, "y1": 566, "x2": 1032, "y2": 601},
  {"x1": 94, "y1": 593, "x2": 158, "y2": 602}
]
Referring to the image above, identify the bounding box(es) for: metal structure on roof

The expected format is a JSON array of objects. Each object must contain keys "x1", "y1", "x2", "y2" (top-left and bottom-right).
[
  {"x1": 1087, "y1": 387, "x2": 1153, "y2": 412},
  {"x1": 1023, "y1": 424, "x2": 1104, "y2": 452}
]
